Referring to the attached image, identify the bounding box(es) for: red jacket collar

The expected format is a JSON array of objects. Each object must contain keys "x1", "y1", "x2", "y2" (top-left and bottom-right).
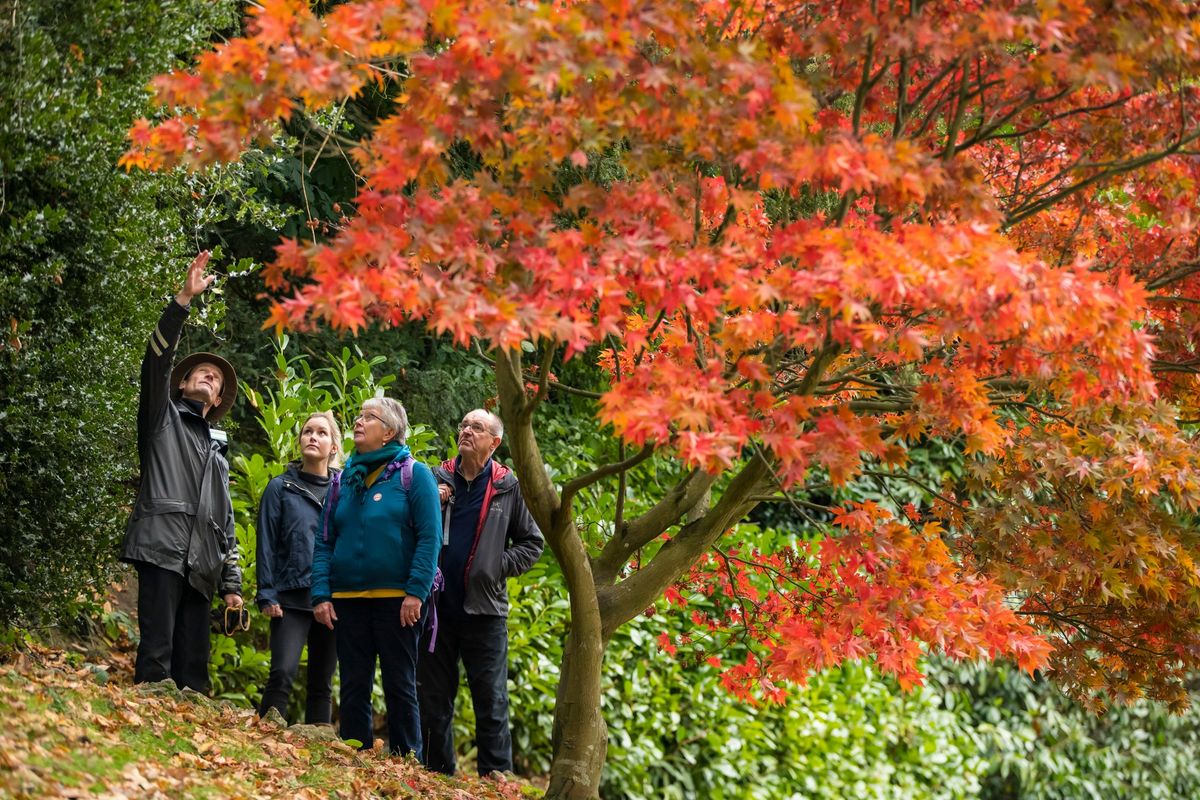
[{"x1": 443, "y1": 457, "x2": 510, "y2": 483}]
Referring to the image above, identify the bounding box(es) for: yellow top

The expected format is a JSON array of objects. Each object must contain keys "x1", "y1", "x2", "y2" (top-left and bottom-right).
[
  {"x1": 333, "y1": 589, "x2": 407, "y2": 598},
  {"x1": 365, "y1": 464, "x2": 386, "y2": 487}
]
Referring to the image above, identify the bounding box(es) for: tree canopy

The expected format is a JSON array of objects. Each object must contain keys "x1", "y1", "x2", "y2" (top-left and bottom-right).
[{"x1": 124, "y1": 1, "x2": 1200, "y2": 796}]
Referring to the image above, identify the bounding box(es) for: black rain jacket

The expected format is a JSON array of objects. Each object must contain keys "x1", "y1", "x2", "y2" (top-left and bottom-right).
[
  {"x1": 120, "y1": 301, "x2": 241, "y2": 600},
  {"x1": 255, "y1": 462, "x2": 337, "y2": 610},
  {"x1": 433, "y1": 459, "x2": 544, "y2": 616}
]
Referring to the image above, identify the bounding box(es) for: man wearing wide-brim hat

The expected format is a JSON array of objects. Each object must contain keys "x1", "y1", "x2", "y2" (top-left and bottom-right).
[{"x1": 121, "y1": 251, "x2": 243, "y2": 693}]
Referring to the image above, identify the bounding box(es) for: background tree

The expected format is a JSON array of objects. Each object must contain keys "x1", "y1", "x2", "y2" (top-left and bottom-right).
[
  {"x1": 0, "y1": 0, "x2": 241, "y2": 626},
  {"x1": 126, "y1": 1, "x2": 1200, "y2": 797},
  {"x1": 212, "y1": 338, "x2": 1200, "y2": 798}
]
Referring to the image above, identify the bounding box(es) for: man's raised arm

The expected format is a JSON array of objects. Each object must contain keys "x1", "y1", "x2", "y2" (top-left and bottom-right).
[{"x1": 137, "y1": 252, "x2": 213, "y2": 436}]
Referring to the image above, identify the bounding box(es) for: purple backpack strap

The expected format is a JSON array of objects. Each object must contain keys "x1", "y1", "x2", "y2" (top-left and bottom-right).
[
  {"x1": 402, "y1": 457, "x2": 413, "y2": 491},
  {"x1": 379, "y1": 454, "x2": 415, "y2": 489},
  {"x1": 321, "y1": 470, "x2": 341, "y2": 542},
  {"x1": 427, "y1": 568, "x2": 444, "y2": 653}
]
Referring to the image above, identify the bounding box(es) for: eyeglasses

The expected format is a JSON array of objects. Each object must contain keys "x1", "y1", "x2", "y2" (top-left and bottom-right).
[
  {"x1": 458, "y1": 420, "x2": 495, "y2": 435},
  {"x1": 355, "y1": 412, "x2": 385, "y2": 425}
]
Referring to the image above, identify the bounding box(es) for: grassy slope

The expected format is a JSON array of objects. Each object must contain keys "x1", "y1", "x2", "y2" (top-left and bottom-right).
[{"x1": 0, "y1": 644, "x2": 541, "y2": 799}]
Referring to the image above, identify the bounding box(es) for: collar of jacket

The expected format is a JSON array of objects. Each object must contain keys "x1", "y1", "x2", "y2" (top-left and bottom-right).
[
  {"x1": 176, "y1": 397, "x2": 209, "y2": 424},
  {"x1": 281, "y1": 461, "x2": 338, "y2": 507},
  {"x1": 438, "y1": 458, "x2": 518, "y2": 493},
  {"x1": 283, "y1": 460, "x2": 336, "y2": 482},
  {"x1": 176, "y1": 397, "x2": 229, "y2": 457}
]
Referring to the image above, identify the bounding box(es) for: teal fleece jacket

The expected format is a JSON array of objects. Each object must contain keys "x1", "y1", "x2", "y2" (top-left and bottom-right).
[{"x1": 310, "y1": 450, "x2": 442, "y2": 603}]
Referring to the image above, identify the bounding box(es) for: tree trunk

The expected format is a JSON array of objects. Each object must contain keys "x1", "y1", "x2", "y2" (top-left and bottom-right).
[
  {"x1": 545, "y1": 603, "x2": 608, "y2": 799},
  {"x1": 491, "y1": 351, "x2": 610, "y2": 797}
]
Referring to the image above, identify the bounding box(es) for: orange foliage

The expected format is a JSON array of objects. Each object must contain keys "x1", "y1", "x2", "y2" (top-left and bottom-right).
[{"x1": 126, "y1": 0, "x2": 1200, "y2": 707}]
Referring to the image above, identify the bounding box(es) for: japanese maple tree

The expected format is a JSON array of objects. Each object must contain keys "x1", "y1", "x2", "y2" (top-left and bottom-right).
[{"x1": 126, "y1": 1, "x2": 1200, "y2": 796}]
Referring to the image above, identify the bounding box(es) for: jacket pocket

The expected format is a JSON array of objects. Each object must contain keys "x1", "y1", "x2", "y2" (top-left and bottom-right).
[
  {"x1": 211, "y1": 520, "x2": 229, "y2": 555},
  {"x1": 469, "y1": 537, "x2": 504, "y2": 592},
  {"x1": 191, "y1": 531, "x2": 225, "y2": 594}
]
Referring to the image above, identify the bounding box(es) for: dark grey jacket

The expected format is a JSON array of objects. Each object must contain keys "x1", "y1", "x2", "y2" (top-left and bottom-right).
[
  {"x1": 255, "y1": 462, "x2": 335, "y2": 610},
  {"x1": 120, "y1": 301, "x2": 241, "y2": 600},
  {"x1": 433, "y1": 459, "x2": 543, "y2": 616}
]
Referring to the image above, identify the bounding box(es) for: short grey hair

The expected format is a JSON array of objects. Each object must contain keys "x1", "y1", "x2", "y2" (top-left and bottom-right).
[
  {"x1": 472, "y1": 408, "x2": 503, "y2": 438},
  {"x1": 362, "y1": 396, "x2": 408, "y2": 444}
]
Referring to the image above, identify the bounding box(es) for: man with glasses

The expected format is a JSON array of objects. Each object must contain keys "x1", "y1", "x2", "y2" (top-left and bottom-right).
[
  {"x1": 121, "y1": 252, "x2": 243, "y2": 693},
  {"x1": 418, "y1": 408, "x2": 544, "y2": 776}
]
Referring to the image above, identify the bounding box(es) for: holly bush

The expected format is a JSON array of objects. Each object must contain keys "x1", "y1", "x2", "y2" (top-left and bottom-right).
[{"x1": 0, "y1": 0, "x2": 242, "y2": 625}]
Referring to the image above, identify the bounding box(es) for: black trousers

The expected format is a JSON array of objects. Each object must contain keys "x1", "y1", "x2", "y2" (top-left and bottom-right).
[
  {"x1": 133, "y1": 562, "x2": 211, "y2": 693},
  {"x1": 334, "y1": 597, "x2": 427, "y2": 756},
  {"x1": 257, "y1": 608, "x2": 337, "y2": 724},
  {"x1": 418, "y1": 612, "x2": 513, "y2": 775}
]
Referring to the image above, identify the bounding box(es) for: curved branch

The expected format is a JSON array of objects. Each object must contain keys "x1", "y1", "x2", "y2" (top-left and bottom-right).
[
  {"x1": 1005, "y1": 130, "x2": 1200, "y2": 228},
  {"x1": 941, "y1": 62, "x2": 972, "y2": 162},
  {"x1": 957, "y1": 89, "x2": 1130, "y2": 151},
  {"x1": 851, "y1": 34, "x2": 877, "y2": 135},
  {"x1": 560, "y1": 443, "x2": 656, "y2": 516},
  {"x1": 596, "y1": 457, "x2": 772, "y2": 638},
  {"x1": 861, "y1": 469, "x2": 968, "y2": 511},
  {"x1": 493, "y1": 349, "x2": 559, "y2": 535},
  {"x1": 528, "y1": 344, "x2": 558, "y2": 412},
  {"x1": 1152, "y1": 358, "x2": 1200, "y2": 374},
  {"x1": 593, "y1": 468, "x2": 715, "y2": 585},
  {"x1": 1147, "y1": 262, "x2": 1200, "y2": 292},
  {"x1": 1017, "y1": 605, "x2": 1173, "y2": 659}
]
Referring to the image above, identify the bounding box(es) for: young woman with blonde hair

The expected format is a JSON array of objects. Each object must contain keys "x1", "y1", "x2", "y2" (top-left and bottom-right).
[{"x1": 256, "y1": 411, "x2": 342, "y2": 723}]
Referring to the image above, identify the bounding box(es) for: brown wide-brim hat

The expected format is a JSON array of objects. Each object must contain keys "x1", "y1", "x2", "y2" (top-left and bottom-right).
[{"x1": 171, "y1": 352, "x2": 238, "y2": 423}]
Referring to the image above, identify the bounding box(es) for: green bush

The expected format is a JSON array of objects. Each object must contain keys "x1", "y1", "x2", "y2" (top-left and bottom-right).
[
  {"x1": 935, "y1": 659, "x2": 1200, "y2": 800},
  {"x1": 0, "y1": 0, "x2": 242, "y2": 625}
]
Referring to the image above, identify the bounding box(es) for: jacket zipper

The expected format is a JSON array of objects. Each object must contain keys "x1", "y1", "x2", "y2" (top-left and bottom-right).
[{"x1": 462, "y1": 462, "x2": 501, "y2": 590}]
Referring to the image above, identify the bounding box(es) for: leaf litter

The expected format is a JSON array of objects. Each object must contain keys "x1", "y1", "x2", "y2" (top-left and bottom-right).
[{"x1": 0, "y1": 642, "x2": 540, "y2": 799}]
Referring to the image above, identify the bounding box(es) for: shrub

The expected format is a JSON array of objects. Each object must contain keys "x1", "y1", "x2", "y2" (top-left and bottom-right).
[{"x1": 0, "y1": 0, "x2": 241, "y2": 625}]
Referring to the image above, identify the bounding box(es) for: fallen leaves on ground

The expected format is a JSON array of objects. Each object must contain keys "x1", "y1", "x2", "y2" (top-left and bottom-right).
[{"x1": 0, "y1": 643, "x2": 540, "y2": 799}]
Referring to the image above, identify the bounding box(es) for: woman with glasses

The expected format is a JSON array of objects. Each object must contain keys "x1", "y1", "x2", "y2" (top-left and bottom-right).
[
  {"x1": 255, "y1": 411, "x2": 342, "y2": 725},
  {"x1": 311, "y1": 397, "x2": 441, "y2": 757}
]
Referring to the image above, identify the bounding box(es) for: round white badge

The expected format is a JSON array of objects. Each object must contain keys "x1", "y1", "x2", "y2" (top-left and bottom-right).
[{"x1": 373, "y1": 492, "x2": 383, "y2": 502}]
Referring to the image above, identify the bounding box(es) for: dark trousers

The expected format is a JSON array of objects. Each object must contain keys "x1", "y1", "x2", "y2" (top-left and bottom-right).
[
  {"x1": 133, "y1": 562, "x2": 211, "y2": 693},
  {"x1": 258, "y1": 608, "x2": 337, "y2": 724},
  {"x1": 334, "y1": 597, "x2": 426, "y2": 756},
  {"x1": 418, "y1": 613, "x2": 512, "y2": 775}
]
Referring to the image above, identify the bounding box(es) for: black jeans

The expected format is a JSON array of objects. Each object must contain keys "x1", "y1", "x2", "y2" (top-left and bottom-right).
[
  {"x1": 333, "y1": 597, "x2": 427, "y2": 756},
  {"x1": 257, "y1": 608, "x2": 337, "y2": 724},
  {"x1": 418, "y1": 613, "x2": 512, "y2": 775},
  {"x1": 133, "y1": 562, "x2": 211, "y2": 693}
]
